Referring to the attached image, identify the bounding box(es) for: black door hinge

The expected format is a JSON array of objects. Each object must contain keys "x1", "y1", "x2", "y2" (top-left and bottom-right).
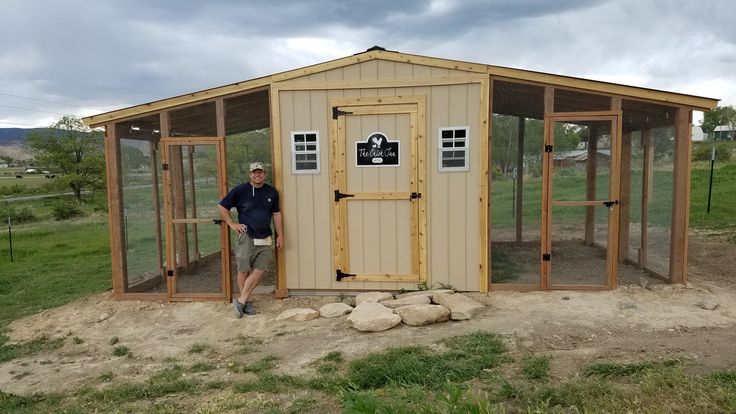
[
  {"x1": 162, "y1": 163, "x2": 169, "y2": 171},
  {"x1": 213, "y1": 219, "x2": 223, "y2": 225},
  {"x1": 332, "y1": 107, "x2": 353, "y2": 119},
  {"x1": 334, "y1": 190, "x2": 355, "y2": 202},
  {"x1": 542, "y1": 253, "x2": 551, "y2": 261},
  {"x1": 603, "y1": 200, "x2": 619, "y2": 208},
  {"x1": 544, "y1": 145, "x2": 553, "y2": 153},
  {"x1": 410, "y1": 192, "x2": 422, "y2": 200},
  {"x1": 336, "y1": 269, "x2": 356, "y2": 281},
  {"x1": 167, "y1": 270, "x2": 174, "y2": 277}
]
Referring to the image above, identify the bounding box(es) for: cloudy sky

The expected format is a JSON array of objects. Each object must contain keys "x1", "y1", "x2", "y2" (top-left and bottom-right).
[{"x1": 1, "y1": 0, "x2": 734, "y2": 128}]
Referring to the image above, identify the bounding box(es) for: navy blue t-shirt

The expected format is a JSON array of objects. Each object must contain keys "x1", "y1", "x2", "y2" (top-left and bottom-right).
[{"x1": 219, "y1": 182, "x2": 280, "y2": 239}]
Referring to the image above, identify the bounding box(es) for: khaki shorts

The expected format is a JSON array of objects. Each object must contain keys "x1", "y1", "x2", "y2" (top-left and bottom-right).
[{"x1": 235, "y1": 233, "x2": 274, "y2": 273}]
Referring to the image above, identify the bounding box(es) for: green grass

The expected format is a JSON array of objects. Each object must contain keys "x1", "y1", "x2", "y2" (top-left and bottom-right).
[
  {"x1": 521, "y1": 355, "x2": 550, "y2": 381},
  {"x1": 0, "y1": 219, "x2": 111, "y2": 329}
]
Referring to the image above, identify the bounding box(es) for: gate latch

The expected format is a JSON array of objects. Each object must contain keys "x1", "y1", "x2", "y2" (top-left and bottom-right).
[
  {"x1": 213, "y1": 219, "x2": 223, "y2": 225},
  {"x1": 334, "y1": 190, "x2": 355, "y2": 202},
  {"x1": 544, "y1": 145, "x2": 553, "y2": 153},
  {"x1": 542, "y1": 253, "x2": 551, "y2": 261},
  {"x1": 410, "y1": 192, "x2": 422, "y2": 200},
  {"x1": 603, "y1": 200, "x2": 619, "y2": 209}
]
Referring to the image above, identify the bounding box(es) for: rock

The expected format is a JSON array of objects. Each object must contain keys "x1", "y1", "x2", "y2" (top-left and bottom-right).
[
  {"x1": 340, "y1": 296, "x2": 356, "y2": 307},
  {"x1": 347, "y1": 303, "x2": 401, "y2": 332},
  {"x1": 433, "y1": 293, "x2": 484, "y2": 320},
  {"x1": 696, "y1": 300, "x2": 719, "y2": 311},
  {"x1": 319, "y1": 302, "x2": 354, "y2": 318},
  {"x1": 395, "y1": 289, "x2": 454, "y2": 303},
  {"x1": 381, "y1": 295, "x2": 431, "y2": 309},
  {"x1": 355, "y1": 292, "x2": 394, "y2": 306},
  {"x1": 394, "y1": 304, "x2": 450, "y2": 326},
  {"x1": 109, "y1": 336, "x2": 119, "y2": 345},
  {"x1": 638, "y1": 277, "x2": 649, "y2": 289},
  {"x1": 618, "y1": 301, "x2": 637, "y2": 310},
  {"x1": 275, "y1": 308, "x2": 320, "y2": 322}
]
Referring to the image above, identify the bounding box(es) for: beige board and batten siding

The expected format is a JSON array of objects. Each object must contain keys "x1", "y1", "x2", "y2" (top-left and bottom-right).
[{"x1": 276, "y1": 59, "x2": 484, "y2": 291}]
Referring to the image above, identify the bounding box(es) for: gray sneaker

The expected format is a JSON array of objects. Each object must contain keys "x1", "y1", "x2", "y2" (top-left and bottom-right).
[
  {"x1": 244, "y1": 301, "x2": 256, "y2": 315},
  {"x1": 232, "y1": 299, "x2": 244, "y2": 318}
]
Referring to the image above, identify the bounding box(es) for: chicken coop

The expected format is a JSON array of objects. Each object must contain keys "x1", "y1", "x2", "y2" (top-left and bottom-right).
[{"x1": 82, "y1": 47, "x2": 717, "y2": 301}]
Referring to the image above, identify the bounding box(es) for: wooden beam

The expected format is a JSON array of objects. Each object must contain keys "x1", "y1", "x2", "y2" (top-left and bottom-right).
[
  {"x1": 105, "y1": 124, "x2": 127, "y2": 294},
  {"x1": 541, "y1": 87, "x2": 554, "y2": 290},
  {"x1": 618, "y1": 130, "x2": 632, "y2": 263},
  {"x1": 639, "y1": 129, "x2": 653, "y2": 268},
  {"x1": 215, "y1": 99, "x2": 231, "y2": 300},
  {"x1": 584, "y1": 128, "x2": 598, "y2": 245},
  {"x1": 269, "y1": 86, "x2": 288, "y2": 298},
  {"x1": 479, "y1": 77, "x2": 491, "y2": 293},
  {"x1": 669, "y1": 107, "x2": 692, "y2": 284},
  {"x1": 515, "y1": 116, "x2": 525, "y2": 244},
  {"x1": 149, "y1": 141, "x2": 164, "y2": 285}
]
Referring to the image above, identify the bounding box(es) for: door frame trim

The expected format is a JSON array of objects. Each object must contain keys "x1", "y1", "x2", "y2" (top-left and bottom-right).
[
  {"x1": 329, "y1": 96, "x2": 427, "y2": 284},
  {"x1": 160, "y1": 136, "x2": 231, "y2": 301},
  {"x1": 542, "y1": 112, "x2": 622, "y2": 291}
]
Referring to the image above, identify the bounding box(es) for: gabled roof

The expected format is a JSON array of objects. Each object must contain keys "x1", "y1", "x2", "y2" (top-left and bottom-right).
[{"x1": 83, "y1": 48, "x2": 719, "y2": 127}]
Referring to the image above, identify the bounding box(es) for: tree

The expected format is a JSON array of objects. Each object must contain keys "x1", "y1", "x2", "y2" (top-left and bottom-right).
[
  {"x1": 26, "y1": 115, "x2": 105, "y2": 201},
  {"x1": 701, "y1": 105, "x2": 736, "y2": 140}
]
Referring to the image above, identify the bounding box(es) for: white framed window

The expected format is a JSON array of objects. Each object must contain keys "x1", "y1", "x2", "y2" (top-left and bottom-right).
[
  {"x1": 291, "y1": 131, "x2": 320, "y2": 174},
  {"x1": 438, "y1": 126, "x2": 469, "y2": 171}
]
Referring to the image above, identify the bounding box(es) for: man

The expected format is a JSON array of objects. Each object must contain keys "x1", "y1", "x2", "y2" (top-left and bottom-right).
[{"x1": 218, "y1": 162, "x2": 283, "y2": 317}]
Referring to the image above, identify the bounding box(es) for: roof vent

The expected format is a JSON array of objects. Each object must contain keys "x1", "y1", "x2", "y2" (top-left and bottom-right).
[{"x1": 366, "y1": 45, "x2": 386, "y2": 52}]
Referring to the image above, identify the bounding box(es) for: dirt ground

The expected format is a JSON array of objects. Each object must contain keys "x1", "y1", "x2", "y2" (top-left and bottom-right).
[{"x1": 1, "y1": 232, "x2": 735, "y2": 396}]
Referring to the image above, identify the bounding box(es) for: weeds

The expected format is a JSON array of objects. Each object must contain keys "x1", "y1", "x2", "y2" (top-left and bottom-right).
[
  {"x1": 0, "y1": 335, "x2": 65, "y2": 363},
  {"x1": 522, "y1": 355, "x2": 550, "y2": 381},
  {"x1": 187, "y1": 343, "x2": 208, "y2": 354},
  {"x1": 112, "y1": 345, "x2": 130, "y2": 357}
]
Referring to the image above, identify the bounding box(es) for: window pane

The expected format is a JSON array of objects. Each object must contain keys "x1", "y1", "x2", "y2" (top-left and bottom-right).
[
  {"x1": 295, "y1": 144, "x2": 305, "y2": 151},
  {"x1": 456, "y1": 140, "x2": 465, "y2": 148},
  {"x1": 294, "y1": 134, "x2": 305, "y2": 142},
  {"x1": 455, "y1": 129, "x2": 467, "y2": 138},
  {"x1": 442, "y1": 141, "x2": 453, "y2": 148},
  {"x1": 305, "y1": 134, "x2": 317, "y2": 142},
  {"x1": 442, "y1": 130, "x2": 453, "y2": 139},
  {"x1": 306, "y1": 144, "x2": 317, "y2": 151}
]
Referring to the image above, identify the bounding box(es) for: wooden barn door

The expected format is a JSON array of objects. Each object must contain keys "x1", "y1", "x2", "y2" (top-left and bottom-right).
[
  {"x1": 330, "y1": 97, "x2": 427, "y2": 284},
  {"x1": 542, "y1": 114, "x2": 621, "y2": 290},
  {"x1": 161, "y1": 137, "x2": 231, "y2": 301}
]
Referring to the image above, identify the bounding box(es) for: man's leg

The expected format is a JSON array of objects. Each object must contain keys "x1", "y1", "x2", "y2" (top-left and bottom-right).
[
  {"x1": 236, "y1": 270, "x2": 248, "y2": 300},
  {"x1": 238, "y1": 268, "x2": 265, "y2": 305}
]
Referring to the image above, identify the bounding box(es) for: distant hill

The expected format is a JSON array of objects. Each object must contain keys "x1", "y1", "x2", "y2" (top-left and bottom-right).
[
  {"x1": 0, "y1": 128, "x2": 42, "y2": 161},
  {"x1": 0, "y1": 128, "x2": 53, "y2": 145}
]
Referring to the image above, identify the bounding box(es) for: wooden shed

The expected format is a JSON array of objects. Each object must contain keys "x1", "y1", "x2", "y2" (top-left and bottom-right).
[{"x1": 82, "y1": 47, "x2": 718, "y2": 301}]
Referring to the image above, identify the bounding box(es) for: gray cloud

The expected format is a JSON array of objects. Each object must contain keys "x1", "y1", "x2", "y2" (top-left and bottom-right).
[{"x1": 0, "y1": 0, "x2": 733, "y2": 127}]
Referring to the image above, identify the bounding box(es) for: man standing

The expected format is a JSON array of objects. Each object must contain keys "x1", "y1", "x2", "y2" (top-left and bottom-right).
[{"x1": 218, "y1": 162, "x2": 283, "y2": 317}]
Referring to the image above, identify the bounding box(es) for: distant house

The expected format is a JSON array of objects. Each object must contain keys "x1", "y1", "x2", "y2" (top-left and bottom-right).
[
  {"x1": 554, "y1": 149, "x2": 611, "y2": 170},
  {"x1": 691, "y1": 125, "x2": 706, "y2": 141},
  {"x1": 712, "y1": 125, "x2": 735, "y2": 141},
  {"x1": 0, "y1": 163, "x2": 8, "y2": 168}
]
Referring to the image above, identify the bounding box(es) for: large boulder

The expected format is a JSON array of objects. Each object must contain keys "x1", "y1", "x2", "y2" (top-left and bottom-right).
[
  {"x1": 394, "y1": 304, "x2": 450, "y2": 326},
  {"x1": 319, "y1": 302, "x2": 354, "y2": 318},
  {"x1": 381, "y1": 295, "x2": 431, "y2": 309},
  {"x1": 355, "y1": 292, "x2": 394, "y2": 306},
  {"x1": 433, "y1": 293, "x2": 484, "y2": 320},
  {"x1": 395, "y1": 289, "x2": 454, "y2": 303},
  {"x1": 347, "y1": 302, "x2": 402, "y2": 332},
  {"x1": 275, "y1": 308, "x2": 320, "y2": 322}
]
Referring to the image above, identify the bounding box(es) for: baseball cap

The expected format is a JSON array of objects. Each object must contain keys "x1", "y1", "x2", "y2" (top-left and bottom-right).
[{"x1": 249, "y1": 162, "x2": 265, "y2": 172}]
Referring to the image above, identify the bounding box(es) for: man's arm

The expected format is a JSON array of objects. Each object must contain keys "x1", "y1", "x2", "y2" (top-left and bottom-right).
[
  {"x1": 218, "y1": 204, "x2": 246, "y2": 235},
  {"x1": 273, "y1": 212, "x2": 284, "y2": 248}
]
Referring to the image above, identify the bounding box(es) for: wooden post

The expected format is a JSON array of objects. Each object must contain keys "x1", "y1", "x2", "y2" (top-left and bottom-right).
[
  {"x1": 639, "y1": 129, "x2": 653, "y2": 268},
  {"x1": 215, "y1": 98, "x2": 232, "y2": 300},
  {"x1": 541, "y1": 87, "x2": 554, "y2": 290},
  {"x1": 105, "y1": 124, "x2": 127, "y2": 295},
  {"x1": 584, "y1": 128, "x2": 598, "y2": 245},
  {"x1": 149, "y1": 141, "x2": 164, "y2": 282},
  {"x1": 618, "y1": 130, "x2": 632, "y2": 263},
  {"x1": 515, "y1": 116, "x2": 525, "y2": 244},
  {"x1": 669, "y1": 108, "x2": 692, "y2": 284}
]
